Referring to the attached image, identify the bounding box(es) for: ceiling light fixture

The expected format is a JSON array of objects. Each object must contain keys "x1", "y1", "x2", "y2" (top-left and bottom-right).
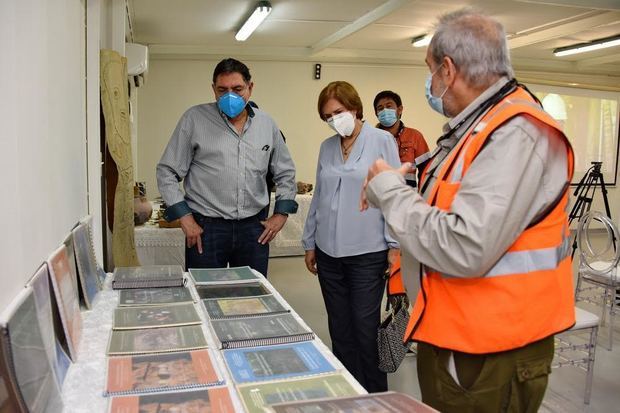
[
  {"x1": 553, "y1": 34, "x2": 620, "y2": 57},
  {"x1": 235, "y1": 1, "x2": 272, "y2": 42},
  {"x1": 411, "y1": 34, "x2": 433, "y2": 48}
]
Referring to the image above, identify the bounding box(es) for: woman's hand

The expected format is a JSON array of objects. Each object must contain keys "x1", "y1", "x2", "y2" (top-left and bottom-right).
[{"x1": 304, "y1": 250, "x2": 318, "y2": 275}]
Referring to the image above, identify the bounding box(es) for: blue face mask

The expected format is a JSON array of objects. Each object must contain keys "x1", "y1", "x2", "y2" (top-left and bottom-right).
[
  {"x1": 218, "y1": 92, "x2": 246, "y2": 118},
  {"x1": 425, "y1": 65, "x2": 449, "y2": 116},
  {"x1": 377, "y1": 108, "x2": 398, "y2": 127}
]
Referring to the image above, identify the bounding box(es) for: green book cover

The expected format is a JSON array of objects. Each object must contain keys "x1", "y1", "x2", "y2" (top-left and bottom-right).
[
  {"x1": 237, "y1": 374, "x2": 359, "y2": 413},
  {"x1": 189, "y1": 266, "x2": 259, "y2": 284},
  {"x1": 196, "y1": 283, "x2": 270, "y2": 300},
  {"x1": 107, "y1": 325, "x2": 207, "y2": 355},
  {"x1": 119, "y1": 287, "x2": 194, "y2": 306},
  {"x1": 113, "y1": 303, "x2": 202, "y2": 330},
  {"x1": 202, "y1": 295, "x2": 288, "y2": 319}
]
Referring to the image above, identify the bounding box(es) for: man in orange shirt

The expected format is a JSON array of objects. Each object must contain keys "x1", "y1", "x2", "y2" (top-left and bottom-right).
[{"x1": 373, "y1": 90, "x2": 429, "y2": 187}]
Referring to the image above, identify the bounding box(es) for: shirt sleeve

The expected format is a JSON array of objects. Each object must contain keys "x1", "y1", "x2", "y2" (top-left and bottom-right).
[
  {"x1": 156, "y1": 112, "x2": 194, "y2": 221},
  {"x1": 366, "y1": 116, "x2": 567, "y2": 277},
  {"x1": 413, "y1": 129, "x2": 430, "y2": 161},
  {"x1": 381, "y1": 134, "x2": 401, "y2": 249},
  {"x1": 301, "y1": 146, "x2": 323, "y2": 250},
  {"x1": 269, "y1": 123, "x2": 298, "y2": 215}
]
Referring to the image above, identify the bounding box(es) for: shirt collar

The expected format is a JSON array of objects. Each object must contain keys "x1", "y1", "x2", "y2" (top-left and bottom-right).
[{"x1": 443, "y1": 76, "x2": 510, "y2": 134}]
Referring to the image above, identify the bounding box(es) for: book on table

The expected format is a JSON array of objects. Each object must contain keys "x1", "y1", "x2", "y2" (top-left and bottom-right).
[
  {"x1": 61, "y1": 232, "x2": 83, "y2": 308},
  {"x1": 107, "y1": 325, "x2": 208, "y2": 356},
  {"x1": 112, "y1": 265, "x2": 185, "y2": 289},
  {"x1": 210, "y1": 313, "x2": 314, "y2": 349},
  {"x1": 237, "y1": 373, "x2": 359, "y2": 413},
  {"x1": 223, "y1": 341, "x2": 336, "y2": 384},
  {"x1": 119, "y1": 287, "x2": 194, "y2": 306},
  {"x1": 107, "y1": 387, "x2": 235, "y2": 413},
  {"x1": 47, "y1": 245, "x2": 82, "y2": 362},
  {"x1": 195, "y1": 282, "x2": 270, "y2": 300},
  {"x1": 265, "y1": 391, "x2": 440, "y2": 413},
  {"x1": 189, "y1": 266, "x2": 260, "y2": 285},
  {"x1": 26, "y1": 263, "x2": 72, "y2": 388},
  {"x1": 113, "y1": 303, "x2": 202, "y2": 330},
  {"x1": 0, "y1": 287, "x2": 64, "y2": 413},
  {"x1": 202, "y1": 294, "x2": 289, "y2": 320},
  {"x1": 72, "y1": 221, "x2": 102, "y2": 308},
  {"x1": 104, "y1": 349, "x2": 223, "y2": 396}
]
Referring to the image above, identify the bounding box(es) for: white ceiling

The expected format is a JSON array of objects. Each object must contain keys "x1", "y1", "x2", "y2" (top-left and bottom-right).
[{"x1": 128, "y1": 0, "x2": 620, "y2": 77}]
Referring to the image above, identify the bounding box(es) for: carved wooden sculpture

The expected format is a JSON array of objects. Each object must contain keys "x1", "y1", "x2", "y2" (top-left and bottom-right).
[{"x1": 100, "y1": 49, "x2": 140, "y2": 267}]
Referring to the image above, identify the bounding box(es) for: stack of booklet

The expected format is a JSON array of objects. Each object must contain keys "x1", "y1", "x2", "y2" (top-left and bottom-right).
[{"x1": 105, "y1": 266, "x2": 236, "y2": 412}]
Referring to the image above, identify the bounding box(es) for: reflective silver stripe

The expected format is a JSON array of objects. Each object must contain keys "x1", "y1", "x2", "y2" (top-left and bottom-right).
[
  {"x1": 485, "y1": 235, "x2": 571, "y2": 278},
  {"x1": 415, "y1": 151, "x2": 433, "y2": 167},
  {"x1": 436, "y1": 236, "x2": 571, "y2": 279}
]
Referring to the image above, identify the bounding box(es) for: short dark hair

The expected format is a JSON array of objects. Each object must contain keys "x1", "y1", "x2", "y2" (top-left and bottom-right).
[
  {"x1": 373, "y1": 90, "x2": 402, "y2": 113},
  {"x1": 212, "y1": 58, "x2": 252, "y2": 84}
]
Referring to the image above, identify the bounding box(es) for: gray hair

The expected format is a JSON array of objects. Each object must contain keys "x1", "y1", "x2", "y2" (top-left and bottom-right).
[{"x1": 429, "y1": 9, "x2": 514, "y2": 88}]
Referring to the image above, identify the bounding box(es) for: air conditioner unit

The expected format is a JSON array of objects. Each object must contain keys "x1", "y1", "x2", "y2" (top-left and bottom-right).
[{"x1": 126, "y1": 43, "x2": 148, "y2": 87}]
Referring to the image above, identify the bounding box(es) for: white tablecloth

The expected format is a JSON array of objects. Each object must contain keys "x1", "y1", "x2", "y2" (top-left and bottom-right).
[
  {"x1": 133, "y1": 193, "x2": 314, "y2": 265},
  {"x1": 61, "y1": 270, "x2": 366, "y2": 412}
]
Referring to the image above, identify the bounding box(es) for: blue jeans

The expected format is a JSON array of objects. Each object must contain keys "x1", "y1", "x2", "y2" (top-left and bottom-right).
[
  {"x1": 186, "y1": 211, "x2": 269, "y2": 276},
  {"x1": 315, "y1": 247, "x2": 388, "y2": 393}
]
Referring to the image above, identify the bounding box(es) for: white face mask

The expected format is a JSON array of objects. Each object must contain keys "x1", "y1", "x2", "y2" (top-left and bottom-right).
[{"x1": 327, "y1": 112, "x2": 356, "y2": 137}]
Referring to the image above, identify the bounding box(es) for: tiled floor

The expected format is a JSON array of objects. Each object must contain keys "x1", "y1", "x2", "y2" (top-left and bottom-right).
[{"x1": 268, "y1": 254, "x2": 620, "y2": 412}]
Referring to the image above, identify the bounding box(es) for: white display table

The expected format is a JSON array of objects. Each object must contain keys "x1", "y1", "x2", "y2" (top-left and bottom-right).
[
  {"x1": 133, "y1": 193, "x2": 314, "y2": 266},
  {"x1": 61, "y1": 270, "x2": 366, "y2": 412}
]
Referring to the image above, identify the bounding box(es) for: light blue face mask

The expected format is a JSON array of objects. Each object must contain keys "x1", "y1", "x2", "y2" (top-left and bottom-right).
[
  {"x1": 377, "y1": 108, "x2": 398, "y2": 127},
  {"x1": 218, "y1": 91, "x2": 246, "y2": 118},
  {"x1": 425, "y1": 64, "x2": 449, "y2": 116}
]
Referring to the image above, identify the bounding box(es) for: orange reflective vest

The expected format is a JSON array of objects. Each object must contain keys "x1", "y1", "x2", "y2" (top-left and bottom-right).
[{"x1": 404, "y1": 87, "x2": 575, "y2": 354}]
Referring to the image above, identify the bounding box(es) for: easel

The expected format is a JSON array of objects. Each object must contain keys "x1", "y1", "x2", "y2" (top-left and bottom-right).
[{"x1": 569, "y1": 161, "x2": 614, "y2": 258}]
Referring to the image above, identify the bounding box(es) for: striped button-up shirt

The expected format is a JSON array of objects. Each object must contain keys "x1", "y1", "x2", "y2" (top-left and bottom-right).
[{"x1": 157, "y1": 103, "x2": 298, "y2": 221}]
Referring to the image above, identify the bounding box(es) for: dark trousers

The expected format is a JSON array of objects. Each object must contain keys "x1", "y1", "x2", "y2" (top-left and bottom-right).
[
  {"x1": 186, "y1": 211, "x2": 269, "y2": 276},
  {"x1": 417, "y1": 336, "x2": 555, "y2": 413},
  {"x1": 315, "y1": 247, "x2": 388, "y2": 393}
]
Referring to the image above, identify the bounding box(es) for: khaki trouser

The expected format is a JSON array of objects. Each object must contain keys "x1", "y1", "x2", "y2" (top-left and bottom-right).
[{"x1": 417, "y1": 336, "x2": 554, "y2": 413}]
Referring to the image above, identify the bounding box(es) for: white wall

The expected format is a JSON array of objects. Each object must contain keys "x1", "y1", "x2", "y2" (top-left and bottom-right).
[
  {"x1": 137, "y1": 58, "x2": 620, "y2": 219},
  {"x1": 137, "y1": 59, "x2": 446, "y2": 196},
  {"x1": 0, "y1": 0, "x2": 88, "y2": 310}
]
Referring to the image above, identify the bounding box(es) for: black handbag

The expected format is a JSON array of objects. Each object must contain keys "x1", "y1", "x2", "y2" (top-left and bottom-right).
[{"x1": 377, "y1": 295, "x2": 410, "y2": 373}]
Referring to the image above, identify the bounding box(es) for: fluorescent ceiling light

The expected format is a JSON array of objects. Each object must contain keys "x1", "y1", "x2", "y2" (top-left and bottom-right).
[
  {"x1": 554, "y1": 35, "x2": 620, "y2": 57},
  {"x1": 235, "y1": 1, "x2": 272, "y2": 42},
  {"x1": 411, "y1": 34, "x2": 433, "y2": 47}
]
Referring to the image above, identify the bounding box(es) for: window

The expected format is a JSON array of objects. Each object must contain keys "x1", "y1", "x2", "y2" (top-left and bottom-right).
[{"x1": 527, "y1": 83, "x2": 620, "y2": 185}]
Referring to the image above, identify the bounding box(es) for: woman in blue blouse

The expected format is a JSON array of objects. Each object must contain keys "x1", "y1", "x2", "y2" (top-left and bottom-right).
[{"x1": 302, "y1": 81, "x2": 400, "y2": 393}]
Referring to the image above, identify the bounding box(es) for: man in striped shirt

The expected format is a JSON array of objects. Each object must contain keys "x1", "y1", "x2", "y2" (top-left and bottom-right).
[{"x1": 156, "y1": 58, "x2": 298, "y2": 276}]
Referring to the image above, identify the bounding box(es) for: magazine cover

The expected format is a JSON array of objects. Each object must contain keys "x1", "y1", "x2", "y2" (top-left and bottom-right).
[
  {"x1": 189, "y1": 266, "x2": 259, "y2": 284},
  {"x1": 210, "y1": 313, "x2": 313, "y2": 349},
  {"x1": 26, "y1": 264, "x2": 72, "y2": 387},
  {"x1": 47, "y1": 245, "x2": 83, "y2": 361},
  {"x1": 237, "y1": 374, "x2": 358, "y2": 413},
  {"x1": 107, "y1": 325, "x2": 207, "y2": 356},
  {"x1": 266, "y1": 391, "x2": 440, "y2": 413},
  {"x1": 61, "y1": 233, "x2": 81, "y2": 307},
  {"x1": 0, "y1": 287, "x2": 64, "y2": 413},
  {"x1": 202, "y1": 295, "x2": 288, "y2": 319},
  {"x1": 80, "y1": 215, "x2": 107, "y2": 285},
  {"x1": 224, "y1": 342, "x2": 336, "y2": 383},
  {"x1": 113, "y1": 303, "x2": 202, "y2": 330},
  {"x1": 0, "y1": 337, "x2": 25, "y2": 412},
  {"x1": 105, "y1": 349, "x2": 222, "y2": 396},
  {"x1": 107, "y1": 387, "x2": 235, "y2": 413},
  {"x1": 195, "y1": 283, "x2": 270, "y2": 300},
  {"x1": 72, "y1": 222, "x2": 102, "y2": 308},
  {"x1": 119, "y1": 287, "x2": 194, "y2": 306},
  {"x1": 113, "y1": 265, "x2": 185, "y2": 289}
]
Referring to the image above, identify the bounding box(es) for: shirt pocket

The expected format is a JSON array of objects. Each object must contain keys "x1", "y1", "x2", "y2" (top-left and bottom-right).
[
  {"x1": 398, "y1": 139, "x2": 414, "y2": 162},
  {"x1": 246, "y1": 143, "x2": 271, "y2": 176}
]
